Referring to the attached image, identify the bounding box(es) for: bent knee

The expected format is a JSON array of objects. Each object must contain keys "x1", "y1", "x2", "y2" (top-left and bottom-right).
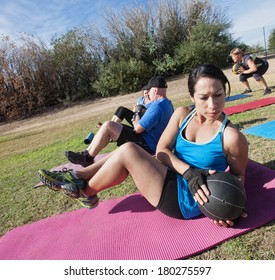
[
  {"x1": 254, "y1": 76, "x2": 263, "y2": 81},
  {"x1": 100, "y1": 120, "x2": 110, "y2": 129},
  {"x1": 120, "y1": 142, "x2": 140, "y2": 151},
  {"x1": 118, "y1": 142, "x2": 145, "y2": 158},
  {"x1": 101, "y1": 120, "x2": 120, "y2": 131}
]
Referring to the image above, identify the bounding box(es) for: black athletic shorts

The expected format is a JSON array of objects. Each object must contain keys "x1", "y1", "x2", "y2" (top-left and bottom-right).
[
  {"x1": 116, "y1": 125, "x2": 153, "y2": 154},
  {"x1": 240, "y1": 60, "x2": 269, "y2": 82},
  {"x1": 156, "y1": 170, "x2": 184, "y2": 219}
]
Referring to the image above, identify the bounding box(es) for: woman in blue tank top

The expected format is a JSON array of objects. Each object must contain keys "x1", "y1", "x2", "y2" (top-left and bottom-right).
[
  {"x1": 156, "y1": 64, "x2": 248, "y2": 226},
  {"x1": 38, "y1": 64, "x2": 248, "y2": 228}
]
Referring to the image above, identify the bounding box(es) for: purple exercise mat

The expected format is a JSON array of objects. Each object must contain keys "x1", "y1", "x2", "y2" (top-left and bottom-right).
[{"x1": 0, "y1": 160, "x2": 274, "y2": 260}]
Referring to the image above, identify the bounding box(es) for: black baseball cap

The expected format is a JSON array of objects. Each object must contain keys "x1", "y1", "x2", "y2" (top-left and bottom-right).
[{"x1": 142, "y1": 76, "x2": 168, "y2": 90}]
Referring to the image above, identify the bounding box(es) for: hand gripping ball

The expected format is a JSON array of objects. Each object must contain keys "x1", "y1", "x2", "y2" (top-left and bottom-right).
[{"x1": 232, "y1": 62, "x2": 242, "y2": 75}]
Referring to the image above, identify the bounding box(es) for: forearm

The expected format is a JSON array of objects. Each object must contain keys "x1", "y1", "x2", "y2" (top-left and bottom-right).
[
  {"x1": 229, "y1": 168, "x2": 246, "y2": 187},
  {"x1": 238, "y1": 174, "x2": 246, "y2": 187},
  {"x1": 131, "y1": 114, "x2": 144, "y2": 133},
  {"x1": 156, "y1": 148, "x2": 189, "y2": 175},
  {"x1": 242, "y1": 59, "x2": 257, "y2": 74},
  {"x1": 242, "y1": 69, "x2": 256, "y2": 74}
]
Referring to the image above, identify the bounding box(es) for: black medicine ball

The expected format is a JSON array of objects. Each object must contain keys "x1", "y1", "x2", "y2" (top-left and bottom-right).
[{"x1": 198, "y1": 172, "x2": 246, "y2": 221}]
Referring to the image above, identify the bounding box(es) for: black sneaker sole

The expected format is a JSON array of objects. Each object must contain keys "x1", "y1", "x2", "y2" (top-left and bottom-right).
[{"x1": 65, "y1": 151, "x2": 93, "y2": 167}]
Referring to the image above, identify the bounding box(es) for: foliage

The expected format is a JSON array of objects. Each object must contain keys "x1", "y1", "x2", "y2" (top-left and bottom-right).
[
  {"x1": 232, "y1": 43, "x2": 250, "y2": 54},
  {"x1": 0, "y1": 35, "x2": 59, "y2": 121},
  {"x1": 1, "y1": 0, "x2": 235, "y2": 121},
  {"x1": 153, "y1": 54, "x2": 178, "y2": 75},
  {"x1": 93, "y1": 58, "x2": 153, "y2": 96},
  {"x1": 246, "y1": 43, "x2": 264, "y2": 53},
  {"x1": 51, "y1": 28, "x2": 99, "y2": 103},
  {"x1": 268, "y1": 29, "x2": 275, "y2": 50},
  {"x1": 174, "y1": 22, "x2": 231, "y2": 72},
  {"x1": 0, "y1": 30, "x2": 100, "y2": 121}
]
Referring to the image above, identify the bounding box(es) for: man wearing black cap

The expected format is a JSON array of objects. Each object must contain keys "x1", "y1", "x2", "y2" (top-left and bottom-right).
[{"x1": 65, "y1": 76, "x2": 174, "y2": 167}]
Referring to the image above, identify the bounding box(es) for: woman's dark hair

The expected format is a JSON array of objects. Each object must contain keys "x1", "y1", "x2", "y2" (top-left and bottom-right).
[{"x1": 188, "y1": 64, "x2": 231, "y2": 97}]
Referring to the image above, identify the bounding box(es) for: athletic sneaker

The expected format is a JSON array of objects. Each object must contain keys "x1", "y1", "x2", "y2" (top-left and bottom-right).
[
  {"x1": 37, "y1": 168, "x2": 86, "y2": 198},
  {"x1": 65, "y1": 150, "x2": 94, "y2": 167},
  {"x1": 37, "y1": 169, "x2": 61, "y2": 191},
  {"x1": 77, "y1": 194, "x2": 99, "y2": 209},
  {"x1": 263, "y1": 87, "x2": 272, "y2": 95},
  {"x1": 242, "y1": 88, "x2": 252, "y2": 94}
]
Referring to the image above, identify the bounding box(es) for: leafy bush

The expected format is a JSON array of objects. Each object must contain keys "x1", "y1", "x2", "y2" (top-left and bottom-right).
[
  {"x1": 153, "y1": 54, "x2": 179, "y2": 75},
  {"x1": 93, "y1": 59, "x2": 153, "y2": 97},
  {"x1": 174, "y1": 23, "x2": 231, "y2": 72},
  {"x1": 268, "y1": 29, "x2": 275, "y2": 50},
  {"x1": 0, "y1": 36, "x2": 61, "y2": 121},
  {"x1": 0, "y1": 31, "x2": 100, "y2": 121},
  {"x1": 51, "y1": 29, "x2": 99, "y2": 103}
]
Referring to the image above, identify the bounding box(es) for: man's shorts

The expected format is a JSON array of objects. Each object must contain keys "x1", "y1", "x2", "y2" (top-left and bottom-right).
[{"x1": 116, "y1": 125, "x2": 153, "y2": 154}]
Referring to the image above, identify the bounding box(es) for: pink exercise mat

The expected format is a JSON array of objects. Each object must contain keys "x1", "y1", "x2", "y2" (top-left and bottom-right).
[{"x1": 0, "y1": 160, "x2": 274, "y2": 260}]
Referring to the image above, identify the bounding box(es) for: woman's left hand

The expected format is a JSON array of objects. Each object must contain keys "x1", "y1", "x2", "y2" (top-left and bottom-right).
[{"x1": 192, "y1": 170, "x2": 216, "y2": 205}]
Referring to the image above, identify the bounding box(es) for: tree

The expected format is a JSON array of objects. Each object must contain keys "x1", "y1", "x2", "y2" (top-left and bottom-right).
[
  {"x1": 174, "y1": 22, "x2": 231, "y2": 72},
  {"x1": 93, "y1": 58, "x2": 153, "y2": 97},
  {"x1": 173, "y1": 0, "x2": 232, "y2": 72},
  {"x1": 268, "y1": 29, "x2": 275, "y2": 50},
  {"x1": 0, "y1": 34, "x2": 59, "y2": 120},
  {"x1": 51, "y1": 28, "x2": 99, "y2": 102}
]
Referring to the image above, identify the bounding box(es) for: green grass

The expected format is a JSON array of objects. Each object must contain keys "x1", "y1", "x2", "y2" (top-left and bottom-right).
[{"x1": 0, "y1": 71, "x2": 274, "y2": 259}]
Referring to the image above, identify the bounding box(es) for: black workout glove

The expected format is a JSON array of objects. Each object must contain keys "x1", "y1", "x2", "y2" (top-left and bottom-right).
[
  {"x1": 131, "y1": 112, "x2": 140, "y2": 123},
  {"x1": 182, "y1": 167, "x2": 209, "y2": 196},
  {"x1": 135, "y1": 104, "x2": 146, "y2": 118}
]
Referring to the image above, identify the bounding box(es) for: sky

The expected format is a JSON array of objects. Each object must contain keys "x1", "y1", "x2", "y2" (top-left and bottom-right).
[
  {"x1": 213, "y1": 0, "x2": 275, "y2": 47},
  {"x1": 0, "y1": 0, "x2": 274, "y2": 47}
]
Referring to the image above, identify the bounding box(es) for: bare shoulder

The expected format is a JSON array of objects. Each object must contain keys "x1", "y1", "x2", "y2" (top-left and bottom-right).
[
  {"x1": 223, "y1": 120, "x2": 248, "y2": 184},
  {"x1": 173, "y1": 106, "x2": 192, "y2": 121},
  {"x1": 223, "y1": 121, "x2": 248, "y2": 151},
  {"x1": 163, "y1": 106, "x2": 193, "y2": 133}
]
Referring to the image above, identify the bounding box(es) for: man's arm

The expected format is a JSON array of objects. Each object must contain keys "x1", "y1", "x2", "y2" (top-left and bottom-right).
[{"x1": 132, "y1": 114, "x2": 145, "y2": 133}]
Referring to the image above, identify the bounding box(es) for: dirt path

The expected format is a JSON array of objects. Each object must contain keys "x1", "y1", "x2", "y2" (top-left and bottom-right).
[{"x1": 0, "y1": 75, "x2": 186, "y2": 135}]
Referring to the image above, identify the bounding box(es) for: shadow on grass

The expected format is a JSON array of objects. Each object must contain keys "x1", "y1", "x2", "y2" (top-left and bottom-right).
[{"x1": 235, "y1": 118, "x2": 267, "y2": 130}]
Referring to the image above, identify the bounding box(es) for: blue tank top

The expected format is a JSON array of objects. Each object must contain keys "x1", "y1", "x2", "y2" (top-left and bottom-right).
[{"x1": 174, "y1": 109, "x2": 229, "y2": 219}]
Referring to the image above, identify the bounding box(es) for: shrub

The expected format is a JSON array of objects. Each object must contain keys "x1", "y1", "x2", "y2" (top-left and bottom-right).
[{"x1": 94, "y1": 59, "x2": 153, "y2": 97}]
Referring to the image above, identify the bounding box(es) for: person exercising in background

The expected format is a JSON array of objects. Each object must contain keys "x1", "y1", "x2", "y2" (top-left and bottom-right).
[
  {"x1": 108, "y1": 89, "x2": 152, "y2": 126},
  {"x1": 65, "y1": 76, "x2": 174, "y2": 167},
  {"x1": 230, "y1": 48, "x2": 271, "y2": 95}
]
